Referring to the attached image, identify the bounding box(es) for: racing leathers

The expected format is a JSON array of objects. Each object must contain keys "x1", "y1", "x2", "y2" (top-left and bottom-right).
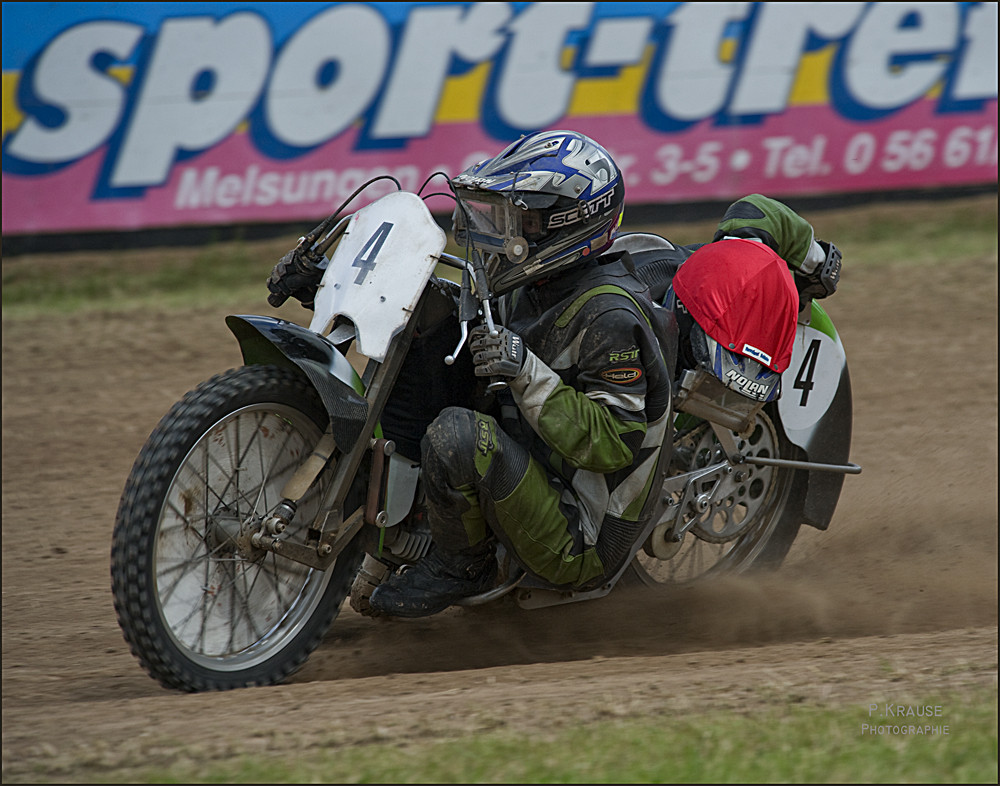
[{"x1": 370, "y1": 252, "x2": 673, "y2": 615}]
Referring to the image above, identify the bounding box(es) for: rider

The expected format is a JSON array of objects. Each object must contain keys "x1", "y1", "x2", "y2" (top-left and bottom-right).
[
  {"x1": 265, "y1": 131, "x2": 841, "y2": 619},
  {"x1": 663, "y1": 192, "x2": 843, "y2": 385},
  {"x1": 369, "y1": 130, "x2": 674, "y2": 617}
]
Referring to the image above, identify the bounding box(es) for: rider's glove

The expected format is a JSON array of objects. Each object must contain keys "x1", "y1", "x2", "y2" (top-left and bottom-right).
[
  {"x1": 267, "y1": 249, "x2": 324, "y2": 309},
  {"x1": 470, "y1": 324, "x2": 526, "y2": 379},
  {"x1": 794, "y1": 239, "x2": 842, "y2": 310}
]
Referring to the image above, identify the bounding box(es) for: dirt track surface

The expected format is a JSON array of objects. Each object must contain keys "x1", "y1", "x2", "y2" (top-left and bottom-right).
[{"x1": 2, "y1": 196, "x2": 997, "y2": 781}]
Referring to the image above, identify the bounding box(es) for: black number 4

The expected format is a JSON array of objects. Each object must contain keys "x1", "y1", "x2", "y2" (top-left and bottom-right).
[
  {"x1": 793, "y1": 339, "x2": 821, "y2": 407},
  {"x1": 352, "y1": 222, "x2": 393, "y2": 284}
]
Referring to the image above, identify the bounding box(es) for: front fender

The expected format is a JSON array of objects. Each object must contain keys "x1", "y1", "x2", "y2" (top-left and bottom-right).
[
  {"x1": 778, "y1": 302, "x2": 853, "y2": 530},
  {"x1": 225, "y1": 315, "x2": 374, "y2": 449}
]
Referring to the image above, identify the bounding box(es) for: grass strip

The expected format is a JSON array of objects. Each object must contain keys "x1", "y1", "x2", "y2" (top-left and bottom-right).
[
  {"x1": 82, "y1": 689, "x2": 998, "y2": 784},
  {"x1": 3, "y1": 195, "x2": 996, "y2": 320}
]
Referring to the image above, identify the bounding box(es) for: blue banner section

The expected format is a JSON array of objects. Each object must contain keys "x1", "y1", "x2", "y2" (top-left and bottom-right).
[{"x1": 1, "y1": 2, "x2": 684, "y2": 69}]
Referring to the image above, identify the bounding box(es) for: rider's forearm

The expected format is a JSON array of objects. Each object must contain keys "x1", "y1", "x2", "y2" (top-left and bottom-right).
[{"x1": 508, "y1": 351, "x2": 646, "y2": 473}]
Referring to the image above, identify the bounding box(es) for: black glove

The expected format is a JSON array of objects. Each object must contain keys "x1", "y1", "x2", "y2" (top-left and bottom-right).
[
  {"x1": 794, "y1": 240, "x2": 842, "y2": 310},
  {"x1": 795, "y1": 279, "x2": 829, "y2": 311},
  {"x1": 470, "y1": 324, "x2": 526, "y2": 379},
  {"x1": 266, "y1": 248, "x2": 324, "y2": 309}
]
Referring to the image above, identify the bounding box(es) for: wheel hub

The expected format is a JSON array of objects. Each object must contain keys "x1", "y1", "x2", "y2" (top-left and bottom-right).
[
  {"x1": 643, "y1": 522, "x2": 684, "y2": 559},
  {"x1": 205, "y1": 509, "x2": 264, "y2": 561}
]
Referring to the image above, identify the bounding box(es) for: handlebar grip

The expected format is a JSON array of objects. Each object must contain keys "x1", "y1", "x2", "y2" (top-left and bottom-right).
[{"x1": 267, "y1": 291, "x2": 289, "y2": 308}]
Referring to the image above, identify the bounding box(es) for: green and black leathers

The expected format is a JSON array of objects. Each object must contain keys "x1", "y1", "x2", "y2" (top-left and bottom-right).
[{"x1": 394, "y1": 254, "x2": 672, "y2": 589}]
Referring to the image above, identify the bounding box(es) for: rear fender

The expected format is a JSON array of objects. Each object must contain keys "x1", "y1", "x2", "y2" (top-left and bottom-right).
[
  {"x1": 778, "y1": 302, "x2": 853, "y2": 530},
  {"x1": 225, "y1": 315, "x2": 377, "y2": 449}
]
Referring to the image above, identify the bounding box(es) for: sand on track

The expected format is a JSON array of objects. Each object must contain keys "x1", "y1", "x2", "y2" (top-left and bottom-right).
[{"x1": 2, "y1": 195, "x2": 996, "y2": 781}]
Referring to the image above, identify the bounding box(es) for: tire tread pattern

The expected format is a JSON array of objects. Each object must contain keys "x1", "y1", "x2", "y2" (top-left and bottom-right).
[{"x1": 110, "y1": 365, "x2": 363, "y2": 692}]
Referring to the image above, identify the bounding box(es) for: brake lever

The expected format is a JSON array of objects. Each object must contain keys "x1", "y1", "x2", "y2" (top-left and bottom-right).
[
  {"x1": 445, "y1": 267, "x2": 478, "y2": 365},
  {"x1": 445, "y1": 320, "x2": 468, "y2": 366},
  {"x1": 444, "y1": 253, "x2": 508, "y2": 391}
]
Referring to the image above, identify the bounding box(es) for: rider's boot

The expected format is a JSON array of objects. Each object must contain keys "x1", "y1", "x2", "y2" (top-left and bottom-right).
[{"x1": 367, "y1": 542, "x2": 497, "y2": 618}]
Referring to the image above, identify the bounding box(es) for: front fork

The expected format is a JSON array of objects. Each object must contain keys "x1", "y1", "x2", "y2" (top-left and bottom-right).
[
  {"x1": 248, "y1": 435, "x2": 398, "y2": 572},
  {"x1": 248, "y1": 253, "x2": 501, "y2": 577},
  {"x1": 229, "y1": 299, "x2": 424, "y2": 571}
]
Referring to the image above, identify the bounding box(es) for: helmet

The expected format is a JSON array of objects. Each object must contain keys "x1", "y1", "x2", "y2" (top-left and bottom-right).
[
  {"x1": 451, "y1": 130, "x2": 625, "y2": 296},
  {"x1": 666, "y1": 290, "x2": 782, "y2": 404},
  {"x1": 694, "y1": 322, "x2": 782, "y2": 403}
]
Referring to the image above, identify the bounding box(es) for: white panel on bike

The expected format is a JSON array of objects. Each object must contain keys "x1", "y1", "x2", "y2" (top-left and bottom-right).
[
  {"x1": 779, "y1": 322, "x2": 846, "y2": 435},
  {"x1": 309, "y1": 191, "x2": 446, "y2": 362}
]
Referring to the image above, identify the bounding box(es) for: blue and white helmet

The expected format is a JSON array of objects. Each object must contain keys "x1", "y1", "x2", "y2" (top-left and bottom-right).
[
  {"x1": 451, "y1": 130, "x2": 625, "y2": 296},
  {"x1": 701, "y1": 329, "x2": 782, "y2": 403}
]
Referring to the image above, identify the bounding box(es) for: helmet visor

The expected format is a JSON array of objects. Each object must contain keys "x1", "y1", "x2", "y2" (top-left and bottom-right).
[{"x1": 453, "y1": 189, "x2": 525, "y2": 254}]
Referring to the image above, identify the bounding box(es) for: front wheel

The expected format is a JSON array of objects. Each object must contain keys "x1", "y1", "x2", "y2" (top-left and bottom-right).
[
  {"x1": 111, "y1": 365, "x2": 365, "y2": 691},
  {"x1": 625, "y1": 405, "x2": 805, "y2": 586}
]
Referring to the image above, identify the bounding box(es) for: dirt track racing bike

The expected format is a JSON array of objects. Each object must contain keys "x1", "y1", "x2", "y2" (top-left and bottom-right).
[{"x1": 110, "y1": 178, "x2": 861, "y2": 692}]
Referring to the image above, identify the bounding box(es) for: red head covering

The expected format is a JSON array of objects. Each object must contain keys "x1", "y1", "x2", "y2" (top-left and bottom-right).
[{"x1": 671, "y1": 238, "x2": 798, "y2": 373}]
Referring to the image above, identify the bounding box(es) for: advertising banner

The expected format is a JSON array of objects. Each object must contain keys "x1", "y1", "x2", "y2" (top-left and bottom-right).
[{"x1": 2, "y1": 2, "x2": 997, "y2": 235}]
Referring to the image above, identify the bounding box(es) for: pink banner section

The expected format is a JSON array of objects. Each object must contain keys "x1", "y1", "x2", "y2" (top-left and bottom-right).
[{"x1": 3, "y1": 99, "x2": 996, "y2": 235}]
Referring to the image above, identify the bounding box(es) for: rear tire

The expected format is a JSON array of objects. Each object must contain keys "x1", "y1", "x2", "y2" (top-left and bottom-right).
[
  {"x1": 624, "y1": 405, "x2": 805, "y2": 587},
  {"x1": 111, "y1": 365, "x2": 365, "y2": 691}
]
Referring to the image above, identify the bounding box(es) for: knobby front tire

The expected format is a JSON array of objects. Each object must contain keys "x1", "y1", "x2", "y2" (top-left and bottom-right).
[{"x1": 111, "y1": 365, "x2": 365, "y2": 692}]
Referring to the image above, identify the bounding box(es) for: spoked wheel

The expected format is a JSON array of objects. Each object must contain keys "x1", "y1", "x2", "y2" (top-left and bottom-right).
[
  {"x1": 111, "y1": 365, "x2": 365, "y2": 691},
  {"x1": 626, "y1": 406, "x2": 803, "y2": 587}
]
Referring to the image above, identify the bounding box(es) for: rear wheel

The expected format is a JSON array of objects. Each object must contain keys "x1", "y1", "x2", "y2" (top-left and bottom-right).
[
  {"x1": 625, "y1": 406, "x2": 803, "y2": 586},
  {"x1": 111, "y1": 365, "x2": 365, "y2": 691}
]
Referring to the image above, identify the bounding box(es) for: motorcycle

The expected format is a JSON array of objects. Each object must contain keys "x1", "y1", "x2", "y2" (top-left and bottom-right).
[{"x1": 110, "y1": 177, "x2": 860, "y2": 692}]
